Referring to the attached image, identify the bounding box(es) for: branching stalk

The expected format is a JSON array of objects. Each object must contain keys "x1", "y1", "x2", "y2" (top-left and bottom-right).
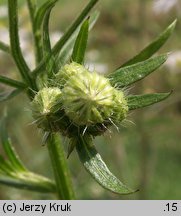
[{"x1": 8, "y1": 0, "x2": 36, "y2": 91}]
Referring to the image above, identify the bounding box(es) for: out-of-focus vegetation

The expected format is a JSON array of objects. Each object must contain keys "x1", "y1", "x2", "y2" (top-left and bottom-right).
[{"x1": 0, "y1": 0, "x2": 181, "y2": 199}]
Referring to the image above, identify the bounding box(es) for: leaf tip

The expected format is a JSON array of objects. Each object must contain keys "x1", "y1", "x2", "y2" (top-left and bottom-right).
[{"x1": 170, "y1": 19, "x2": 177, "y2": 30}]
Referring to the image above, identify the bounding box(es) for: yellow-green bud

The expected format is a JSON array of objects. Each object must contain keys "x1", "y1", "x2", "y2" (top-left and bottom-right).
[
  {"x1": 111, "y1": 89, "x2": 128, "y2": 123},
  {"x1": 62, "y1": 71, "x2": 115, "y2": 125},
  {"x1": 55, "y1": 62, "x2": 88, "y2": 87},
  {"x1": 31, "y1": 87, "x2": 62, "y2": 130}
]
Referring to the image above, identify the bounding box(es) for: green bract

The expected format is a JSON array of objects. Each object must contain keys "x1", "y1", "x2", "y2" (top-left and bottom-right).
[{"x1": 31, "y1": 87, "x2": 62, "y2": 130}]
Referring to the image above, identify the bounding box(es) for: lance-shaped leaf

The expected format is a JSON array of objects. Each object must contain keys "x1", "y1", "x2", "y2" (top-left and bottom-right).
[
  {"x1": 33, "y1": 0, "x2": 58, "y2": 63},
  {"x1": 0, "y1": 155, "x2": 14, "y2": 175},
  {"x1": 57, "y1": 11, "x2": 99, "y2": 69},
  {"x1": 72, "y1": 18, "x2": 89, "y2": 64},
  {"x1": 122, "y1": 19, "x2": 177, "y2": 67},
  {"x1": 42, "y1": 3, "x2": 57, "y2": 77},
  {"x1": 0, "y1": 175, "x2": 56, "y2": 193},
  {"x1": 0, "y1": 118, "x2": 26, "y2": 172},
  {"x1": 0, "y1": 89, "x2": 23, "y2": 103},
  {"x1": 127, "y1": 92, "x2": 172, "y2": 110},
  {"x1": 0, "y1": 75, "x2": 26, "y2": 89},
  {"x1": 0, "y1": 118, "x2": 56, "y2": 193},
  {"x1": 76, "y1": 135, "x2": 137, "y2": 195},
  {"x1": 108, "y1": 54, "x2": 168, "y2": 88},
  {"x1": 34, "y1": 0, "x2": 58, "y2": 32},
  {"x1": 32, "y1": 0, "x2": 99, "y2": 77}
]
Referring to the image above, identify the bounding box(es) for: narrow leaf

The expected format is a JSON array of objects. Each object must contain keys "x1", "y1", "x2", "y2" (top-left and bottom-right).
[
  {"x1": 26, "y1": 0, "x2": 36, "y2": 22},
  {"x1": 33, "y1": 0, "x2": 58, "y2": 64},
  {"x1": 26, "y1": 0, "x2": 42, "y2": 64},
  {"x1": 72, "y1": 19, "x2": 89, "y2": 64},
  {"x1": 76, "y1": 135, "x2": 137, "y2": 195},
  {"x1": 0, "y1": 173, "x2": 56, "y2": 193},
  {"x1": 0, "y1": 89, "x2": 23, "y2": 102},
  {"x1": 32, "y1": 0, "x2": 98, "y2": 77},
  {"x1": 108, "y1": 54, "x2": 168, "y2": 88},
  {"x1": 0, "y1": 75, "x2": 26, "y2": 89},
  {"x1": 0, "y1": 118, "x2": 27, "y2": 172},
  {"x1": 42, "y1": 3, "x2": 57, "y2": 77},
  {"x1": 57, "y1": 11, "x2": 99, "y2": 68},
  {"x1": 122, "y1": 20, "x2": 177, "y2": 67},
  {"x1": 34, "y1": 0, "x2": 57, "y2": 32},
  {"x1": 0, "y1": 155, "x2": 14, "y2": 175},
  {"x1": 127, "y1": 92, "x2": 172, "y2": 110}
]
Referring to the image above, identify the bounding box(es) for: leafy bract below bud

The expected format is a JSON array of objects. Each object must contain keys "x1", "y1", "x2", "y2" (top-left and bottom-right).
[
  {"x1": 55, "y1": 62, "x2": 88, "y2": 87},
  {"x1": 31, "y1": 87, "x2": 62, "y2": 130}
]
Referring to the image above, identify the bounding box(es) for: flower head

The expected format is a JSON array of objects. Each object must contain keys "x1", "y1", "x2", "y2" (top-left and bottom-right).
[
  {"x1": 31, "y1": 62, "x2": 129, "y2": 136},
  {"x1": 31, "y1": 87, "x2": 62, "y2": 131}
]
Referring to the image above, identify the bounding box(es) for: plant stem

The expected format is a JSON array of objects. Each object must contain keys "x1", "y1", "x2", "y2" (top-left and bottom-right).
[
  {"x1": 0, "y1": 75, "x2": 27, "y2": 89},
  {"x1": 47, "y1": 133, "x2": 75, "y2": 200},
  {"x1": 8, "y1": 0, "x2": 36, "y2": 91},
  {"x1": 0, "y1": 41, "x2": 10, "y2": 54}
]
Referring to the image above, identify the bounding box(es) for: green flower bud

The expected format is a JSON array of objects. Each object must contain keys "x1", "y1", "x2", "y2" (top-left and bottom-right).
[
  {"x1": 55, "y1": 62, "x2": 88, "y2": 87},
  {"x1": 111, "y1": 89, "x2": 128, "y2": 123},
  {"x1": 62, "y1": 71, "x2": 115, "y2": 125},
  {"x1": 31, "y1": 87, "x2": 62, "y2": 130}
]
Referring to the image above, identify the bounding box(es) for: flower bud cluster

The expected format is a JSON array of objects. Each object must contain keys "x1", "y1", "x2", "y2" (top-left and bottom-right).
[{"x1": 31, "y1": 62, "x2": 128, "y2": 137}]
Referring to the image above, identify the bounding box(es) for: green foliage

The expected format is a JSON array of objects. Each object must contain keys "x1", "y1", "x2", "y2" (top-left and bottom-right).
[
  {"x1": 8, "y1": 0, "x2": 35, "y2": 91},
  {"x1": 72, "y1": 19, "x2": 89, "y2": 64},
  {"x1": 34, "y1": 0, "x2": 58, "y2": 34},
  {"x1": 108, "y1": 54, "x2": 168, "y2": 88},
  {"x1": 0, "y1": 0, "x2": 176, "y2": 199},
  {"x1": 57, "y1": 11, "x2": 99, "y2": 69},
  {"x1": 0, "y1": 117, "x2": 56, "y2": 193},
  {"x1": 76, "y1": 135, "x2": 137, "y2": 195},
  {"x1": 32, "y1": 0, "x2": 99, "y2": 77},
  {"x1": 122, "y1": 19, "x2": 177, "y2": 67},
  {"x1": 127, "y1": 92, "x2": 172, "y2": 110},
  {"x1": 42, "y1": 1, "x2": 57, "y2": 77},
  {"x1": 0, "y1": 75, "x2": 26, "y2": 89}
]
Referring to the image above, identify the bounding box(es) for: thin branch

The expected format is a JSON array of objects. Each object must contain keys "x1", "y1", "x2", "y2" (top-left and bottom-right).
[
  {"x1": 8, "y1": 0, "x2": 36, "y2": 91},
  {"x1": 0, "y1": 75, "x2": 27, "y2": 89},
  {"x1": 0, "y1": 42, "x2": 11, "y2": 54}
]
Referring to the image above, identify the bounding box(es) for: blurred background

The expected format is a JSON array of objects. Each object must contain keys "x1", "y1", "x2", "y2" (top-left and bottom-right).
[{"x1": 0, "y1": 0, "x2": 181, "y2": 199}]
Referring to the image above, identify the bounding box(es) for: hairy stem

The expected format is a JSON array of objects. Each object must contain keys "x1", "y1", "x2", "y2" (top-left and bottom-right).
[
  {"x1": 8, "y1": 0, "x2": 36, "y2": 91},
  {"x1": 0, "y1": 42, "x2": 11, "y2": 54},
  {"x1": 47, "y1": 134, "x2": 75, "y2": 200}
]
